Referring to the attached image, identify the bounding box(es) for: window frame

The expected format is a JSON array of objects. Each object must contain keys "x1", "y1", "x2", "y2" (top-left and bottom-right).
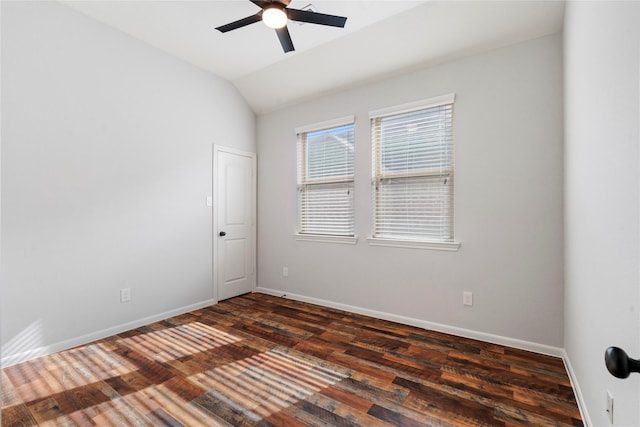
[
  {"x1": 294, "y1": 116, "x2": 357, "y2": 244},
  {"x1": 368, "y1": 94, "x2": 460, "y2": 251}
]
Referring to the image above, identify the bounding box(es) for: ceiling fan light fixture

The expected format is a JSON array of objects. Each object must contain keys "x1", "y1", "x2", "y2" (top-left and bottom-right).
[{"x1": 262, "y1": 6, "x2": 287, "y2": 29}]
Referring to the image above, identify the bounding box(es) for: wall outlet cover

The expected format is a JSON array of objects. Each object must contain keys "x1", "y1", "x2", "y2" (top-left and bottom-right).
[
  {"x1": 120, "y1": 288, "x2": 131, "y2": 303},
  {"x1": 463, "y1": 291, "x2": 473, "y2": 306}
]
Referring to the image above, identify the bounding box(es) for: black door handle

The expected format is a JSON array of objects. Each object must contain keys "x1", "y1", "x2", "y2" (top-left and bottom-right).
[
  {"x1": 219, "y1": 231, "x2": 226, "y2": 237},
  {"x1": 605, "y1": 347, "x2": 640, "y2": 378}
]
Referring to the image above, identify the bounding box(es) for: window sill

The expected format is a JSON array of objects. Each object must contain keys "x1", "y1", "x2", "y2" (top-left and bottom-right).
[
  {"x1": 294, "y1": 234, "x2": 358, "y2": 245},
  {"x1": 367, "y1": 237, "x2": 460, "y2": 251}
]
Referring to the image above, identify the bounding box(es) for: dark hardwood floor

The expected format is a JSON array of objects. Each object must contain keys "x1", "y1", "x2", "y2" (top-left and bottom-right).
[{"x1": 1, "y1": 293, "x2": 582, "y2": 426}]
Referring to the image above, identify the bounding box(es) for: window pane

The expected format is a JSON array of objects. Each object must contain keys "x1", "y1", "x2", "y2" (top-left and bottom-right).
[
  {"x1": 379, "y1": 107, "x2": 452, "y2": 174},
  {"x1": 306, "y1": 125, "x2": 354, "y2": 180},
  {"x1": 375, "y1": 176, "x2": 452, "y2": 240},
  {"x1": 299, "y1": 183, "x2": 354, "y2": 235}
]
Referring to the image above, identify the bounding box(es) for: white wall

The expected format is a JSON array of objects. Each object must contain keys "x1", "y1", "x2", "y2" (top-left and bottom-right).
[
  {"x1": 257, "y1": 34, "x2": 564, "y2": 349},
  {"x1": 0, "y1": 1, "x2": 255, "y2": 364},
  {"x1": 564, "y1": 2, "x2": 640, "y2": 426}
]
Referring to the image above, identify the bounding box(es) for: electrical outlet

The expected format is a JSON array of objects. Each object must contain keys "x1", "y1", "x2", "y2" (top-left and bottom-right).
[
  {"x1": 463, "y1": 291, "x2": 473, "y2": 306},
  {"x1": 120, "y1": 288, "x2": 131, "y2": 303},
  {"x1": 283, "y1": 267, "x2": 289, "y2": 277},
  {"x1": 606, "y1": 390, "x2": 614, "y2": 424}
]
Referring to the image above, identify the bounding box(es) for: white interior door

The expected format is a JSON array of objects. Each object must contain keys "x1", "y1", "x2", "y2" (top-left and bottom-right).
[{"x1": 214, "y1": 146, "x2": 256, "y2": 301}]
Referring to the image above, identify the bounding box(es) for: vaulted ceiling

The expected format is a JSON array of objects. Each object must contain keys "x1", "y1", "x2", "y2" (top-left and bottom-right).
[{"x1": 61, "y1": 1, "x2": 565, "y2": 114}]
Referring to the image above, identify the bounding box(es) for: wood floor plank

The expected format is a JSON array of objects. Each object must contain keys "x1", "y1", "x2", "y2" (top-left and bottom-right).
[
  {"x1": 494, "y1": 401, "x2": 580, "y2": 427},
  {"x1": 305, "y1": 387, "x2": 390, "y2": 427},
  {"x1": 1, "y1": 370, "x2": 22, "y2": 409},
  {"x1": 326, "y1": 352, "x2": 400, "y2": 383},
  {"x1": 293, "y1": 400, "x2": 360, "y2": 427},
  {"x1": 331, "y1": 376, "x2": 409, "y2": 408},
  {"x1": 26, "y1": 396, "x2": 80, "y2": 427},
  {"x1": 264, "y1": 407, "x2": 311, "y2": 427},
  {"x1": 394, "y1": 376, "x2": 499, "y2": 426},
  {"x1": 1, "y1": 293, "x2": 583, "y2": 426},
  {"x1": 2, "y1": 403, "x2": 39, "y2": 427},
  {"x1": 192, "y1": 390, "x2": 273, "y2": 427},
  {"x1": 146, "y1": 407, "x2": 186, "y2": 427},
  {"x1": 407, "y1": 394, "x2": 498, "y2": 427},
  {"x1": 46, "y1": 384, "x2": 111, "y2": 422},
  {"x1": 319, "y1": 385, "x2": 372, "y2": 413},
  {"x1": 293, "y1": 337, "x2": 338, "y2": 359},
  {"x1": 367, "y1": 403, "x2": 453, "y2": 427}
]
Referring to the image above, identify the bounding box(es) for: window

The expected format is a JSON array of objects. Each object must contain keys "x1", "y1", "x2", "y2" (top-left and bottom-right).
[
  {"x1": 296, "y1": 116, "x2": 355, "y2": 238},
  {"x1": 370, "y1": 94, "x2": 457, "y2": 249}
]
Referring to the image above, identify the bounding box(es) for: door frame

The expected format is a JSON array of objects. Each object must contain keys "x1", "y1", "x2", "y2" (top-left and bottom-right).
[{"x1": 212, "y1": 145, "x2": 257, "y2": 303}]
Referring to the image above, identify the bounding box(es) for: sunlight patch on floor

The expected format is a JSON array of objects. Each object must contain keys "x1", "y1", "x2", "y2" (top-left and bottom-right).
[
  {"x1": 121, "y1": 322, "x2": 242, "y2": 362},
  {"x1": 190, "y1": 347, "x2": 350, "y2": 419}
]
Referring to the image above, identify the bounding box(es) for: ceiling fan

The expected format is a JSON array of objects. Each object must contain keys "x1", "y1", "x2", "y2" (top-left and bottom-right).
[{"x1": 215, "y1": 0, "x2": 348, "y2": 53}]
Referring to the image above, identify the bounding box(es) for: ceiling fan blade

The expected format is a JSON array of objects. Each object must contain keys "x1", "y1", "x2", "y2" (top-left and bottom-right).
[
  {"x1": 250, "y1": 0, "x2": 270, "y2": 8},
  {"x1": 275, "y1": 26, "x2": 294, "y2": 53},
  {"x1": 286, "y1": 8, "x2": 347, "y2": 28},
  {"x1": 215, "y1": 13, "x2": 262, "y2": 33}
]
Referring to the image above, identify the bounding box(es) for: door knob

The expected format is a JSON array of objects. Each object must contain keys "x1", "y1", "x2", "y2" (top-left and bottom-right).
[
  {"x1": 219, "y1": 231, "x2": 226, "y2": 237},
  {"x1": 605, "y1": 347, "x2": 640, "y2": 378}
]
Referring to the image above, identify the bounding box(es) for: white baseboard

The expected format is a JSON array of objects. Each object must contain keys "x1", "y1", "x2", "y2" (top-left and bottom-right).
[
  {"x1": 1, "y1": 299, "x2": 217, "y2": 367},
  {"x1": 562, "y1": 350, "x2": 592, "y2": 427},
  {"x1": 255, "y1": 286, "x2": 564, "y2": 358}
]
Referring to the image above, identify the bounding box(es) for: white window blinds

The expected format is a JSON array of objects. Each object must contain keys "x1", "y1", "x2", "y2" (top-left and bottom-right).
[
  {"x1": 371, "y1": 95, "x2": 455, "y2": 242},
  {"x1": 297, "y1": 118, "x2": 355, "y2": 236}
]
